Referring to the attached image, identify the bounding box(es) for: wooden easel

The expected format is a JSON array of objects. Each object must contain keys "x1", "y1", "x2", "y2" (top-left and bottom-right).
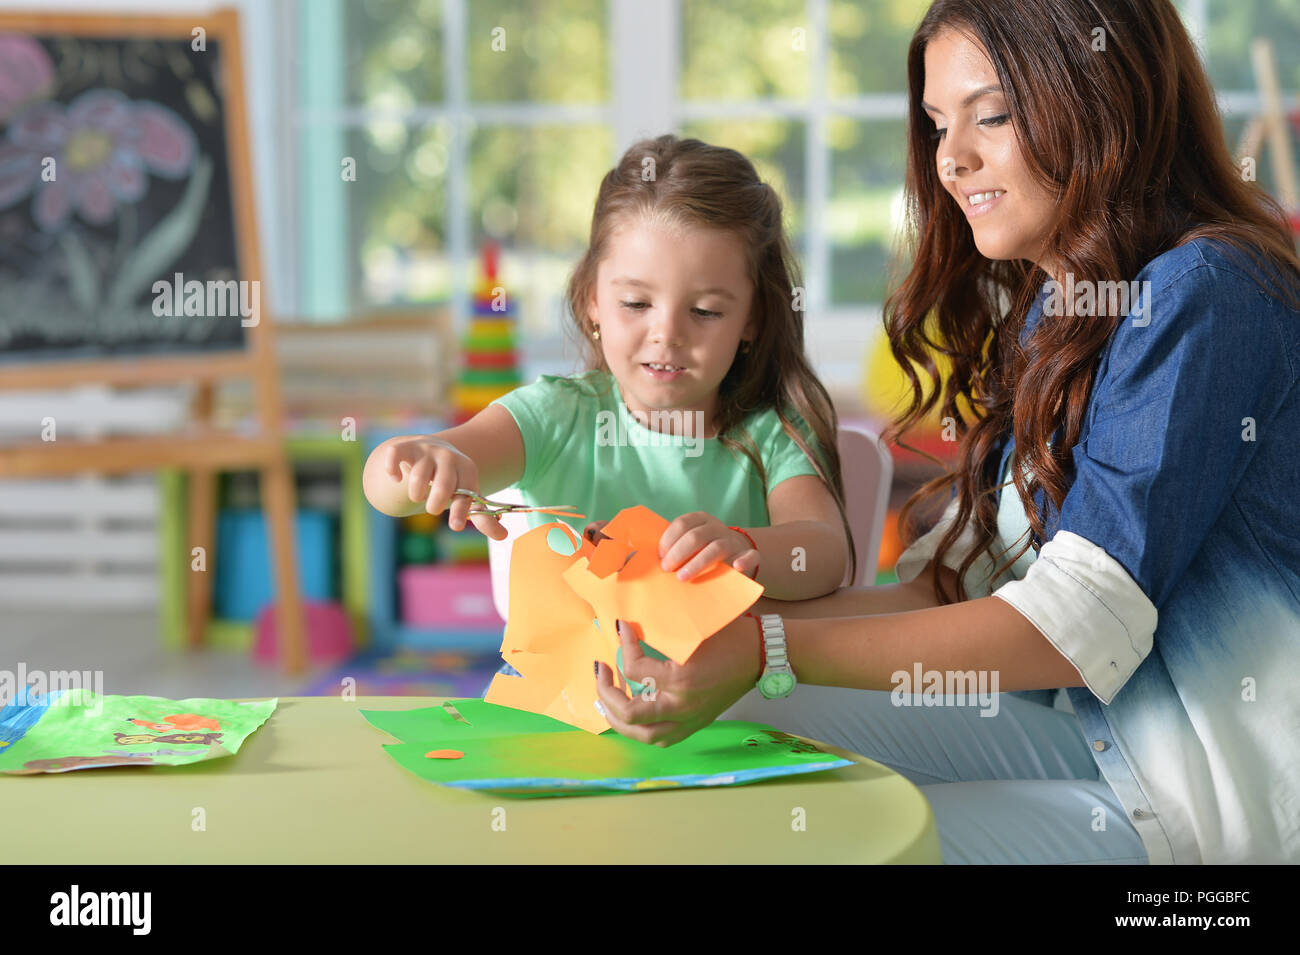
[
  {"x1": 1237, "y1": 39, "x2": 1299, "y2": 222},
  {"x1": 0, "y1": 11, "x2": 306, "y2": 673}
]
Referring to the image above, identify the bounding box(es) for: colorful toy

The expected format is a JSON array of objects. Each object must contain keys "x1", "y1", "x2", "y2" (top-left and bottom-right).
[{"x1": 451, "y1": 242, "x2": 522, "y2": 424}]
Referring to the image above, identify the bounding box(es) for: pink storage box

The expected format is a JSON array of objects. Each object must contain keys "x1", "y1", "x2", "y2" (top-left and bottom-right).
[
  {"x1": 399, "y1": 564, "x2": 504, "y2": 628},
  {"x1": 254, "y1": 599, "x2": 353, "y2": 665}
]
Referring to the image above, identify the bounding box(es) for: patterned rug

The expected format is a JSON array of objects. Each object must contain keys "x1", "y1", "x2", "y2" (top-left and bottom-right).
[{"x1": 298, "y1": 649, "x2": 503, "y2": 699}]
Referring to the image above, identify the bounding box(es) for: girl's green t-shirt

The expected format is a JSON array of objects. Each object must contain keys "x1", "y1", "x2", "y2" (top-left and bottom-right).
[{"x1": 490, "y1": 370, "x2": 823, "y2": 536}]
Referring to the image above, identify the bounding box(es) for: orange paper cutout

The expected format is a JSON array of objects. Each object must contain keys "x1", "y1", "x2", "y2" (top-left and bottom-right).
[
  {"x1": 425, "y1": 749, "x2": 464, "y2": 759},
  {"x1": 165, "y1": 714, "x2": 221, "y2": 731},
  {"x1": 486, "y1": 522, "x2": 616, "y2": 734},
  {"x1": 485, "y1": 506, "x2": 764, "y2": 733},
  {"x1": 565, "y1": 506, "x2": 763, "y2": 665},
  {"x1": 585, "y1": 536, "x2": 636, "y2": 579}
]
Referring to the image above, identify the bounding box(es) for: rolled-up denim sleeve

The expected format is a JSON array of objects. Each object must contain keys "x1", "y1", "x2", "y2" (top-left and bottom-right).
[
  {"x1": 992, "y1": 532, "x2": 1157, "y2": 704},
  {"x1": 997, "y1": 257, "x2": 1293, "y2": 702}
]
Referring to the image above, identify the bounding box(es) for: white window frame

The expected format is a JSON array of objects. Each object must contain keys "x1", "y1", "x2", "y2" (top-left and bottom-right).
[{"x1": 281, "y1": 0, "x2": 1290, "y2": 394}]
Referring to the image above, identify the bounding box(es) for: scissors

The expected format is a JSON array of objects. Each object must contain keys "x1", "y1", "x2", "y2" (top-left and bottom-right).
[{"x1": 453, "y1": 488, "x2": 586, "y2": 520}]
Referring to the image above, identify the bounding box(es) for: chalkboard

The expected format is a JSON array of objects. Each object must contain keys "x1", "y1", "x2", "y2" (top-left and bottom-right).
[{"x1": 0, "y1": 20, "x2": 250, "y2": 362}]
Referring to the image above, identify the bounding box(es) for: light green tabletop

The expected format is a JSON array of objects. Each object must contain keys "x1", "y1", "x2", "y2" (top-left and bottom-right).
[{"x1": 2, "y1": 696, "x2": 942, "y2": 864}]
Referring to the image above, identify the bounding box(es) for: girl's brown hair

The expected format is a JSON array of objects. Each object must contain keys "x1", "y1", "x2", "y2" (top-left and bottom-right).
[
  {"x1": 566, "y1": 134, "x2": 855, "y2": 580},
  {"x1": 886, "y1": 0, "x2": 1300, "y2": 604}
]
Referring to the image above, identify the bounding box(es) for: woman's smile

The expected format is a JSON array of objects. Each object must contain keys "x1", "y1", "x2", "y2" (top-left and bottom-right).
[{"x1": 962, "y1": 188, "x2": 1006, "y2": 218}]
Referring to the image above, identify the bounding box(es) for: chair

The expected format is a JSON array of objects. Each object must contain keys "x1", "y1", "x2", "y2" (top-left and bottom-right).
[
  {"x1": 836, "y1": 423, "x2": 894, "y2": 587},
  {"x1": 485, "y1": 423, "x2": 894, "y2": 619}
]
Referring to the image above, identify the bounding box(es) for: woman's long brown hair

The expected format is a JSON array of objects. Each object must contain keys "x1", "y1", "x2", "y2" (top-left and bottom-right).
[
  {"x1": 887, "y1": 0, "x2": 1300, "y2": 603},
  {"x1": 566, "y1": 134, "x2": 855, "y2": 581}
]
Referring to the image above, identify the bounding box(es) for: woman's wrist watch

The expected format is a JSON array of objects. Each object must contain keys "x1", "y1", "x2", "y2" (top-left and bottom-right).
[{"x1": 755, "y1": 613, "x2": 796, "y2": 699}]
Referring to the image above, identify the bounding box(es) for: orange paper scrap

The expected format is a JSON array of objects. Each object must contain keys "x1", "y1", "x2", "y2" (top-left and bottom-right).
[{"x1": 485, "y1": 506, "x2": 764, "y2": 733}]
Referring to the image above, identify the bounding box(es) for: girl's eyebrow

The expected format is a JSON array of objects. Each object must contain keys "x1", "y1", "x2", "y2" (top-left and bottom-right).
[
  {"x1": 611, "y1": 277, "x2": 736, "y2": 300},
  {"x1": 921, "y1": 84, "x2": 1004, "y2": 116}
]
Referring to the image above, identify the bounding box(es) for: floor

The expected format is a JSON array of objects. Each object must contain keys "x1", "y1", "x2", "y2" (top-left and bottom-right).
[{"x1": 3, "y1": 609, "x2": 338, "y2": 700}]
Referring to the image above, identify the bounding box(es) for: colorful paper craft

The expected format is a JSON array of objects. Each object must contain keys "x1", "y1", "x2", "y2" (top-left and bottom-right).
[
  {"x1": 0, "y1": 691, "x2": 276, "y2": 774},
  {"x1": 362, "y1": 699, "x2": 853, "y2": 797},
  {"x1": 484, "y1": 506, "x2": 763, "y2": 733},
  {"x1": 563, "y1": 506, "x2": 765, "y2": 665}
]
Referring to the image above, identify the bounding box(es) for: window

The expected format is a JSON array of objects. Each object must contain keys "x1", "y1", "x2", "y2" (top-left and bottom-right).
[
  {"x1": 286, "y1": 0, "x2": 1298, "y2": 399},
  {"x1": 293, "y1": 0, "x2": 610, "y2": 345},
  {"x1": 1186, "y1": 0, "x2": 1300, "y2": 205}
]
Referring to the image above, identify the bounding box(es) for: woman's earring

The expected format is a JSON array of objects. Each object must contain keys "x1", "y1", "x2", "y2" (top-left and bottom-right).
[
  {"x1": 741, "y1": 339, "x2": 751, "y2": 354},
  {"x1": 591, "y1": 325, "x2": 601, "y2": 341}
]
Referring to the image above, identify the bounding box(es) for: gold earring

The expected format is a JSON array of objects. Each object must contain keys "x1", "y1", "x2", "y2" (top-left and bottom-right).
[
  {"x1": 741, "y1": 340, "x2": 751, "y2": 354},
  {"x1": 592, "y1": 325, "x2": 601, "y2": 341}
]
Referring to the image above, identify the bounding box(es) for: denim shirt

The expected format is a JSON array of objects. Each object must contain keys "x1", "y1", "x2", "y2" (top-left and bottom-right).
[{"x1": 897, "y1": 236, "x2": 1300, "y2": 863}]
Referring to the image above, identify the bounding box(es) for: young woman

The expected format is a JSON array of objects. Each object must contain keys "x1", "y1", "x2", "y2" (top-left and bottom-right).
[{"x1": 594, "y1": 0, "x2": 1300, "y2": 864}]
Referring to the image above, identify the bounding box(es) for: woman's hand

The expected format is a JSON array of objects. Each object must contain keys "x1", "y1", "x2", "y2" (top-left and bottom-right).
[
  {"x1": 381, "y1": 437, "x2": 507, "y2": 540},
  {"x1": 658, "y1": 511, "x2": 760, "y2": 581},
  {"x1": 593, "y1": 615, "x2": 761, "y2": 746}
]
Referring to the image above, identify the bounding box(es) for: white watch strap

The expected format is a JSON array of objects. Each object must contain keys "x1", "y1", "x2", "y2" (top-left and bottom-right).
[{"x1": 759, "y1": 613, "x2": 787, "y2": 669}]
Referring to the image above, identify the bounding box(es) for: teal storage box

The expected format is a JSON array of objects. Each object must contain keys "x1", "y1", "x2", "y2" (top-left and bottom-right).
[{"x1": 214, "y1": 509, "x2": 336, "y2": 621}]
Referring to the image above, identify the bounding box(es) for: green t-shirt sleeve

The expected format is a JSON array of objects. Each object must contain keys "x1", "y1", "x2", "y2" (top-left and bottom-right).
[
  {"x1": 754, "y1": 408, "x2": 825, "y2": 494},
  {"x1": 489, "y1": 373, "x2": 599, "y2": 490}
]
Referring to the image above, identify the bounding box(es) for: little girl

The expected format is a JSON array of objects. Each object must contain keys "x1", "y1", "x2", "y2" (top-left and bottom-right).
[{"x1": 363, "y1": 134, "x2": 854, "y2": 604}]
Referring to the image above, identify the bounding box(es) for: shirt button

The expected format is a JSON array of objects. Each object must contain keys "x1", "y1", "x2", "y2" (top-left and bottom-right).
[
  {"x1": 1093, "y1": 740, "x2": 1108, "y2": 752},
  {"x1": 1133, "y1": 808, "x2": 1147, "y2": 819}
]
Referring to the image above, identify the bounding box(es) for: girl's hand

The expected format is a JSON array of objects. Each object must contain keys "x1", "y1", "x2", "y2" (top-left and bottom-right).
[
  {"x1": 382, "y1": 437, "x2": 508, "y2": 540},
  {"x1": 594, "y1": 616, "x2": 760, "y2": 746},
  {"x1": 658, "y1": 512, "x2": 760, "y2": 581}
]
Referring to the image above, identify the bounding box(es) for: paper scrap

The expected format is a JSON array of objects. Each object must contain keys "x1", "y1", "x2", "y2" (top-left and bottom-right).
[{"x1": 441, "y1": 701, "x2": 471, "y2": 724}]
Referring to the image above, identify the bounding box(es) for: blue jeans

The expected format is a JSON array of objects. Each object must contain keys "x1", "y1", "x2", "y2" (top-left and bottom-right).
[{"x1": 720, "y1": 686, "x2": 1148, "y2": 864}]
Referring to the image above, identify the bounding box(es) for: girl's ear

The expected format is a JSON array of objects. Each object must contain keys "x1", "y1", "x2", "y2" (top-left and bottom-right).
[{"x1": 586, "y1": 288, "x2": 600, "y2": 326}]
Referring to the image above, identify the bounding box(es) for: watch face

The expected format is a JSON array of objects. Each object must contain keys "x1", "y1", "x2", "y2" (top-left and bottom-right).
[{"x1": 761, "y1": 672, "x2": 795, "y2": 698}]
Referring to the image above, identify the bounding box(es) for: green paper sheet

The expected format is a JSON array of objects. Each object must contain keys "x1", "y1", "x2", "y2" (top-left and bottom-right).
[
  {"x1": 362, "y1": 699, "x2": 853, "y2": 797},
  {"x1": 360, "y1": 698, "x2": 578, "y2": 743},
  {"x1": 0, "y1": 691, "x2": 276, "y2": 774}
]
